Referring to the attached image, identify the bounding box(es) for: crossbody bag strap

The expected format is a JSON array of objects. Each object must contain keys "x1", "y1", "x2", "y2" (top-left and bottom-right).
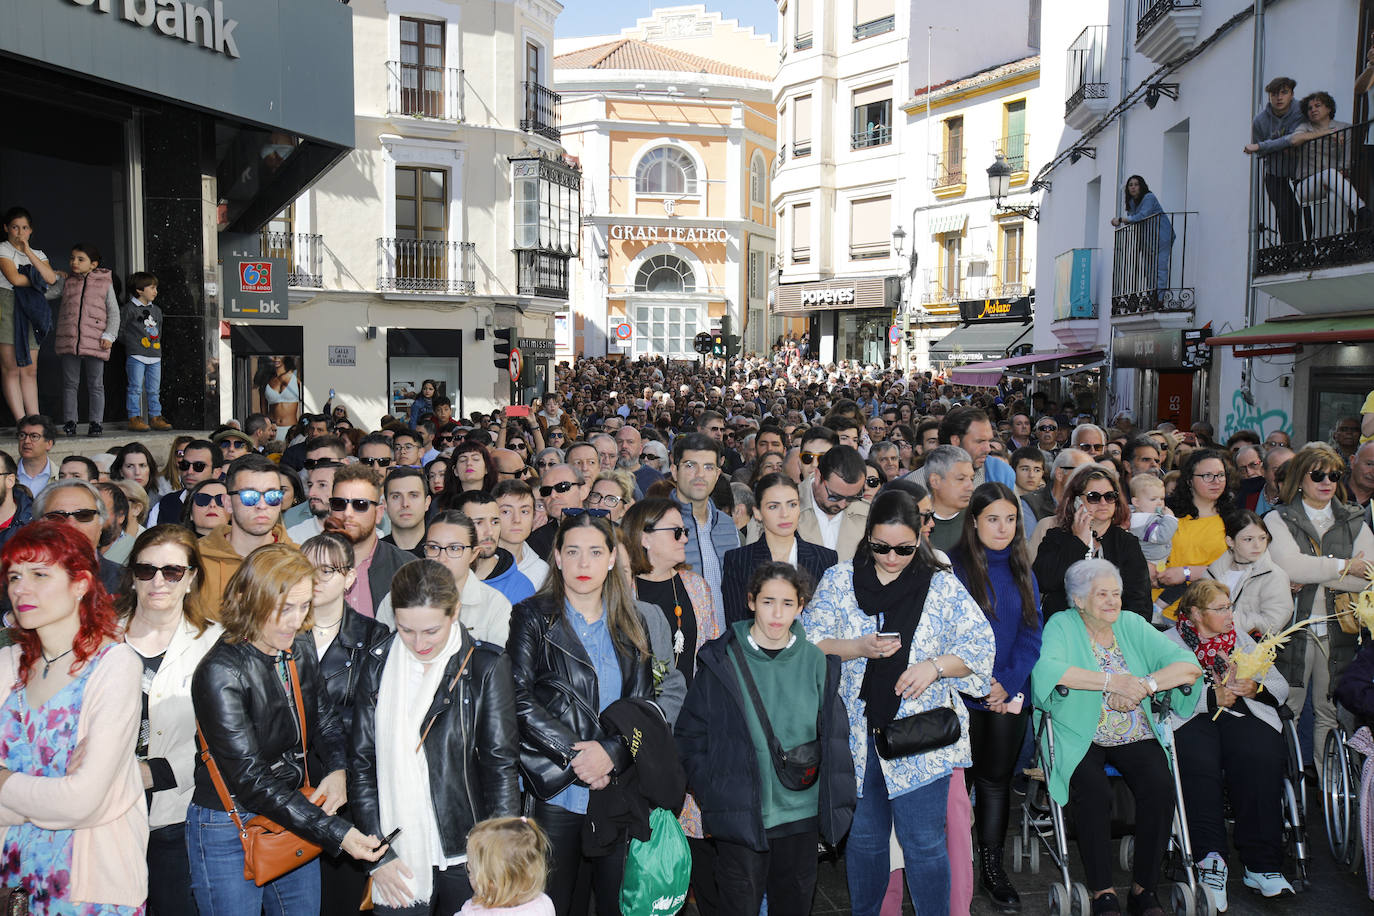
[
  {"x1": 286, "y1": 656, "x2": 308, "y2": 768},
  {"x1": 195, "y1": 723, "x2": 247, "y2": 832},
  {"x1": 416, "y1": 645, "x2": 476, "y2": 752},
  {"x1": 728, "y1": 639, "x2": 787, "y2": 759}
]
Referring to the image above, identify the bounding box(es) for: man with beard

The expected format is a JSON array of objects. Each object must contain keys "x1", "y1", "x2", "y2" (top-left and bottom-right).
[
  {"x1": 449, "y1": 489, "x2": 535, "y2": 605},
  {"x1": 147, "y1": 438, "x2": 221, "y2": 525},
  {"x1": 615, "y1": 423, "x2": 661, "y2": 496},
  {"x1": 0, "y1": 449, "x2": 33, "y2": 550},
  {"x1": 199, "y1": 453, "x2": 295, "y2": 604},
  {"x1": 95, "y1": 480, "x2": 135, "y2": 565},
  {"x1": 671, "y1": 432, "x2": 740, "y2": 622},
  {"x1": 326, "y1": 463, "x2": 416, "y2": 619},
  {"x1": 797, "y1": 444, "x2": 869, "y2": 561},
  {"x1": 31, "y1": 480, "x2": 123, "y2": 592}
]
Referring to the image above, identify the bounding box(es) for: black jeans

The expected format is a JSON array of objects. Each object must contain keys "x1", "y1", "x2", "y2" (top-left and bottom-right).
[
  {"x1": 1069, "y1": 739, "x2": 1174, "y2": 895},
  {"x1": 1175, "y1": 709, "x2": 1285, "y2": 871},
  {"x1": 713, "y1": 824, "x2": 819, "y2": 916},
  {"x1": 687, "y1": 837, "x2": 723, "y2": 916},
  {"x1": 147, "y1": 822, "x2": 196, "y2": 916},
  {"x1": 320, "y1": 847, "x2": 370, "y2": 914},
  {"x1": 534, "y1": 800, "x2": 627, "y2": 916},
  {"x1": 1264, "y1": 172, "x2": 1303, "y2": 245},
  {"x1": 371, "y1": 864, "x2": 474, "y2": 916},
  {"x1": 968, "y1": 706, "x2": 1030, "y2": 849}
]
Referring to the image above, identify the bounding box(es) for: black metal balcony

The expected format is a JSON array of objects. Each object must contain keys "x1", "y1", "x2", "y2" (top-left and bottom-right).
[
  {"x1": 1137, "y1": 0, "x2": 1201, "y2": 43},
  {"x1": 517, "y1": 250, "x2": 569, "y2": 299},
  {"x1": 1254, "y1": 118, "x2": 1374, "y2": 275},
  {"x1": 378, "y1": 238, "x2": 476, "y2": 294},
  {"x1": 932, "y1": 151, "x2": 966, "y2": 189},
  {"x1": 1111, "y1": 210, "x2": 1195, "y2": 316},
  {"x1": 387, "y1": 61, "x2": 463, "y2": 120},
  {"x1": 260, "y1": 231, "x2": 323, "y2": 287},
  {"x1": 854, "y1": 16, "x2": 895, "y2": 40},
  {"x1": 851, "y1": 126, "x2": 892, "y2": 150},
  {"x1": 521, "y1": 81, "x2": 562, "y2": 141},
  {"x1": 1066, "y1": 25, "x2": 1108, "y2": 122}
]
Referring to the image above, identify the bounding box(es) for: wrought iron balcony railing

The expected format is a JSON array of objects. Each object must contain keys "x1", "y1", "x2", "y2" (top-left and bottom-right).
[
  {"x1": 517, "y1": 250, "x2": 570, "y2": 299},
  {"x1": 932, "y1": 151, "x2": 966, "y2": 189},
  {"x1": 521, "y1": 81, "x2": 562, "y2": 141},
  {"x1": 852, "y1": 125, "x2": 892, "y2": 150},
  {"x1": 260, "y1": 231, "x2": 323, "y2": 288},
  {"x1": 1065, "y1": 25, "x2": 1108, "y2": 120},
  {"x1": 386, "y1": 61, "x2": 463, "y2": 121},
  {"x1": 377, "y1": 238, "x2": 476, "y2": 294},
  {"x1": 1137, "y1": 0, "x2": 1201, "y2": 44},
  {"x1": 1110, "y1": 210, "x2": 1195, "y2": 315}
]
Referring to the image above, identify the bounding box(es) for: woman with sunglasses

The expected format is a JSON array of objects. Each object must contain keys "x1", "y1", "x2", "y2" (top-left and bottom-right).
[
  {"x1": 0, "y1": 521, "x2": 148, "y2": 915},
  {"x1": 863, "y1": 459, "x2": 887, "y2": 502},
  {"x1": 190, "y1": 545, "x2": 387, "y2": 913},
  {"x1": 804, "y1": 489, "x2": 993, "y2": 916},
  {"x1": 1264, "y1": 444, "x2": 1374, "y2": 775},
  {"x1": 1032, "y1": 465, "x2": 1151, "y2": 620},
  {"x1": 721, "y1": 473, "x2": 837, "y2": 626},
  {"x1": 159, "y1": 435, "x2": 194, "y2": 494},
  {"x1": 586, "y1": 470, "x2": 634, "y2": 525},
  {"x1": 1156, "y1": 450, "x2": 1236, "y2": 619},
  {"x1": 117, "y1": 524, "x2": 221, "y2": 914},
  {"x1": 534, "y1": 446, "x2": 565, "y2": 476},
  {"x1": 300, "y1": 532, "x2": 390, "y2": 915},
  {"x1": 181, "y1": 479, "x2": 229, "y2": 537},
  {"x1": 507, "y1": 513, "x2": 685, "y2": 916},
  {"x1": 948, "y1": 484, "x2": 1042, "y2": 912}
]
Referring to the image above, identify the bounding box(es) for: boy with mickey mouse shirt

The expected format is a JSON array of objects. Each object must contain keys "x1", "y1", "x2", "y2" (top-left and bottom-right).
[{"x1": 121, "y1": 270, "x2": 172, "y2": 432}]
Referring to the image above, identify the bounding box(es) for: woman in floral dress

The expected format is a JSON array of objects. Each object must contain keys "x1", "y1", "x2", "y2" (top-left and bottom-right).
[{"x1": 0, "y1": 520, "x2": 148, "y2": 914}]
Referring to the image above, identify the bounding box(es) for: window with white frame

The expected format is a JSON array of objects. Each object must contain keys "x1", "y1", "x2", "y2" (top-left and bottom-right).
[
  {"x1": 793, "y1": 97, "x2": 812, "y2": 157},
  {"x1": 849, "y1": 196, "x2": 891, "y2": 260},
  {"x1": 634, "y1": 303, "x2": 701, "y2": 357},
  {"x1": 635, "y1": 254, "x2": 696, "y2": 293},
  {"x1": 749, "y1": 250, "x2": 766, "y2": 299},
  {"x1": 635, "y1": 147, "x2": 700, "y2": 196},
  {"x1": 750, "y1": 153, "x2": 767, "y2": 205},
  {"x1": 791, "y1": 204, "x2": 811, "y2": 264}
]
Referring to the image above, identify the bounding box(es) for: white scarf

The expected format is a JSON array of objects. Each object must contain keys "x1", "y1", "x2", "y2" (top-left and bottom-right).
[{"x1": 376, "y1": 623, "x2": 465, "y2": 905}]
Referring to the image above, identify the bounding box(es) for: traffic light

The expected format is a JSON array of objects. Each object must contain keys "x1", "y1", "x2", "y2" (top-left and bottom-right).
[
  {"x1": 493, "y1": 328, "x2": 514, "y2": 372},
  {"x1": 725, "y1": 334, "x2": 741, "y2": 358},
  {"x1": 711, "y1": 332, "x2": 725, "y2": 357}
]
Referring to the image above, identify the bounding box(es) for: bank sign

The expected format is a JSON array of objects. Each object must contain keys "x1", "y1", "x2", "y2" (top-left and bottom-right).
[
  {"x1": 69, "y1": 0, "x2": 240, "y2": 57},
  {"x1": 224, "y1": 257, "x2": 288, "y2": 320}
]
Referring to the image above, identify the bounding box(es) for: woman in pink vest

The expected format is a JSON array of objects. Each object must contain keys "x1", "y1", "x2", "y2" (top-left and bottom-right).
[{"x1": 49, "y1": 243, "x2": 119, "y2": 438}]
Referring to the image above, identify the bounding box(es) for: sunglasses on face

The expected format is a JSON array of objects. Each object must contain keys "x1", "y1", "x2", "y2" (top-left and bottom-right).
[
  {"x1": 562, "y1": 507, "x2": 610, "y2": 519},
  {"x1": 869, "y1": 541, "x2": 917, "y2": 556},
  {"x1": 43, "y1": 508, "x2": 99, "y2": 524},
  {"x1": 645, "y1": 525, "x2": 688, "y2": 540},
  {"x1": 1037, "y1": 425, "x2": 1058, "y2": 432},
  {"x1": 540, "y1": 481, "x2": 578, "y2": 497},
  {"x1": 1078, "y1": 443, "x2": 1105, "y2": 453},
  {"x1": 800, "y1": 451, "x2": 823, "y2": 465},
  {"x1": 192, "y1": 492, "x2": 226, "y2": 507},
  {"x1": 360, "y1": 457, "x2": 392, "y2": 468},
  {"x1": 1309, "y1": 469, "x2": 1341, "y2": 483},
  {"x1": 230, "y1": 489, "x2": 285, "y2": 507},
  {"x1": 132, "y1": 563, "x2": 190, "y2": 583},
  {"x1": 178, "y1": 460, "x2": 210, "y2": 473},
  {"x1": 587, "y1": 492, "x2": 624, "y2": 507},
  {"x1": 548, "y1": 431, "x2": 566, "y2": 440},
  {"x1": 330, "y1": 497, "x2": 380, "y2": 512},
  {"x1": 1082, "y1": 490, "x2": 1118, "y2": 504},
  {"x1": 302, "y1": 458, "x2": 342, "y2": 471},
  {"x1": 865, "y1": 476, "x2": 881, "y2": 488}
]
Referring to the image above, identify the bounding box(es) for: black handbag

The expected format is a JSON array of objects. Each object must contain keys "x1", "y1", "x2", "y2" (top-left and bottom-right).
[
  {"x1": 871, "y1": 688, "x2": 961, "y2": 760},
  {"x1": 729, "y1": 640, "x2": 822, "y2": 791}
]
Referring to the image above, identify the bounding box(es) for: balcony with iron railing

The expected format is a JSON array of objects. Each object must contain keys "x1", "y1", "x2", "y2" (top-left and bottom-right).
[
  {"x1": 260, "y1": 231, "x2": 323, "y2": 288},
  {"x1": 517, "y1": 250, "x2": 570, "y2": 299},
  {"x1": 963, "y1": 258, "x2": 1034, "y2": 300},
  {"x1": 1110, "y1": 210, "x2": 1195, "y2": 317},
  {"x1": 386, "y1": 61, "x2": 463, "y2": 121},
  {"x1": 931, "y1": 151, "x2": 967, "y2": 193},
  {"x1": 1252, "y1": 118, "x2": 1374, "y2": 311},
  {"x1": 1136, "y1": 0, "x2": 1202, "y2": 64},
  {"x1": 996, "y1": 133, "x2": 1029, "y2": 174},
  {"x1": 377, "y1": 238, "x2": 476, "y2": 294},
  {"x1": 852, "y1": 124, "x2": 892, "y2": 150},
  {"x1": 854, "y1": 15, "x2": 895, "y2": 40},
  {"x1": 1065, "y1": 25, "x2": 1109, "y2": 129},
  {"x1": 922, "y1": 274, "x2": 960, "y2": 305},
  {"x1": 521, "y1": 81, "x2": 562, "y2": 141}
]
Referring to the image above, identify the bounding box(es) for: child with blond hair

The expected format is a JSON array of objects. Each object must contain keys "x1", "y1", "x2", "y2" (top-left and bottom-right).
[{"x1": 459, "y1": 817, "x2": 554, "y2": 916}]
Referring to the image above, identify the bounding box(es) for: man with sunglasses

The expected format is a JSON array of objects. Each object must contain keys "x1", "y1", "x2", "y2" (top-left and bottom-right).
[
  {"x1": 798, "y1": 445, "x2": 870, "y2": 561},
  {"x1": 526, "y1": 464, "x2": 588, "y2": 560},
  {"x1": 28, "y1": 480, "x2": 121, "y2": 591},
  {"x1": 283, "y1": 435, "x2": 352, "y2": 532},
  {"x1": 326, "y1": 463, "x2": 416, "y2": 619},
  {"x1": 450, "y1": 490, "x2": 535, "y2": 605},
  {"x1": 1035, "y1": 416, "x2": 1061, "y2": 463},
  {"x1": 697, "y1": 410, "x2": 743, "y2": 476},
  {"x1": 147, "y1": 438, "x2": 221, "y2": 526},
  {"x1": 212, "y1": 427, "x2": 253, "y2": 461},
  {"x1": 796, "y1": 426, "x2": 837, "y2": 484},
  {"x1": 1070, "y1": 423, "x2": 1107, "y2": 458},
  {"x1": 0, "y1": 449, "x2": 32, "y2": 551},
  {"x1": 279, "y1": 413, "x2": 332, "y2": 471},
  {"x1": 671, "y1": 432, "x2": 739, "y2": 624},
  {"x1": 199, "y1": 453, "x2": 296, "y2": 603}
]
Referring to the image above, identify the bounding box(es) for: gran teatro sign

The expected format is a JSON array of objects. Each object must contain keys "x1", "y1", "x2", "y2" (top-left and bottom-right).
[{"x1": 609, "y1": 224, "x2": 730, "y2": 244}]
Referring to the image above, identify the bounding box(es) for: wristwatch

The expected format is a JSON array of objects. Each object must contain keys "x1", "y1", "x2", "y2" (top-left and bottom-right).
[{"x1": 1144, "y1": 675, "x2": 1159, "y2": 695}]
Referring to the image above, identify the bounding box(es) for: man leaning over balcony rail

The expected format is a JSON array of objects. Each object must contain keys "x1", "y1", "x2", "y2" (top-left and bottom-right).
[{"x1": 1243, "y1": 76, "x2": 1305, "y2": 246}]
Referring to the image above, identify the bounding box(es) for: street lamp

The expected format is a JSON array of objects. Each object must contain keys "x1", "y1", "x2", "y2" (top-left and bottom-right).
[
  {"x1": 987, "y1": 153, "x2": 1040, "y2": 221},
  {"x1": 892, "y1": 224, "x2": 918, "y2": 373}
]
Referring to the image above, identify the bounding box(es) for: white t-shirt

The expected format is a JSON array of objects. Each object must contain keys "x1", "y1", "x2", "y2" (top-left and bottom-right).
[{"x1": 0, "y1": 241, "x2": 47, "y2": 291}]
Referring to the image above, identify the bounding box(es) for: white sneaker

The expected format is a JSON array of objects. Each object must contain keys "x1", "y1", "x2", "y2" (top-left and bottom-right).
[
  {"x1": 1242, "y1": 867, "x2": 1294, "y2": 898},
  {"x1": 1198, "y1": 853, "x2": 1228, "y2": 912}
]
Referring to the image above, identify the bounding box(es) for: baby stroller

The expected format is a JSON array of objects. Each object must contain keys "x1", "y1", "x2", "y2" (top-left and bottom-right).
[{"x1": 1022, "y1": 684, "x2": 1217, "y2": 916}]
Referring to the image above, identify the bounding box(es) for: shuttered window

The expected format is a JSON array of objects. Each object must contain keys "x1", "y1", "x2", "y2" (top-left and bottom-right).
[
  {"x1": 792, "y1": 204, "x2": 811, "y2": 264},
  {"x1": 849, "y1": 196, "x2": 891, "y2": 260}
]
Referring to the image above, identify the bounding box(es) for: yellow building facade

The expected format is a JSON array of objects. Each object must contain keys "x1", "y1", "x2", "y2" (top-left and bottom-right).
[{"x1": 555, "y1": 6, "x2": 776, "y2": 359}]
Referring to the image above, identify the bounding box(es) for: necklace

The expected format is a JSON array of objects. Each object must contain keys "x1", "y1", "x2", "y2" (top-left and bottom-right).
[
  {"x1": 313, "y1": 616, "x2": 343, "y2": 633},
  {"x1": 669, "y1": 574, "x2": 685, "y2": 660},
  {"x1": 41, "y1": 647, "x2": 74, "y2": 679}
]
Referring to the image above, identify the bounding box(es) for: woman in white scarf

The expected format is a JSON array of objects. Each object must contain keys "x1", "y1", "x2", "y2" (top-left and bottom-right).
[{"x1": 349, "y1": 559, "x2": 522, "y2": 914}]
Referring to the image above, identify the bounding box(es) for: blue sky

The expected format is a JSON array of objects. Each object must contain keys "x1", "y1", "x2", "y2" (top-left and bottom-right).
[{"x1": 557, "y1": 1, "x2": 778, "y2": 39}]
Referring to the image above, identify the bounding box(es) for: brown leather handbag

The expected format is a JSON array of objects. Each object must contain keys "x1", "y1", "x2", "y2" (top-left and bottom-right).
[{"x1": 196, "y1": 656, "x2": 324, "y2": 886}]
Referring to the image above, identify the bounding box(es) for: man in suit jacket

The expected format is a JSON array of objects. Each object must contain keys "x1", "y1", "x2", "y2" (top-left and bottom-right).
[{"x1": 798, "y1": 445, "x2": 869, "y2": 562}]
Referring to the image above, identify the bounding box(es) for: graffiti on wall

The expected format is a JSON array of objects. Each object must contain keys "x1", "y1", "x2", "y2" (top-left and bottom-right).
[{"x1": 1222, "y1": 389, "x2": 1291, "y2": 440}]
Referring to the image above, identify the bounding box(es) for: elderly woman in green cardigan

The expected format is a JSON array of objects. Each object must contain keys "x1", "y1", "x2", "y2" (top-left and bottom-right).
[{"x1": 1032, "y1": 558, "x2": 1202, "y2": 916}]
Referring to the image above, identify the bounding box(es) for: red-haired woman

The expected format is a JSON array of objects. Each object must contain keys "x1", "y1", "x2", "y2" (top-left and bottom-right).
[{"x1": 0, "y1": 519, "x2": 148, "y2": 913}]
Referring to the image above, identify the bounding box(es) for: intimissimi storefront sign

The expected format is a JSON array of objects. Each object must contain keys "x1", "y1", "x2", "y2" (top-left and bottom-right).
[{"x1": 69, "y1": 0, "x2": 242, "y2": 58}]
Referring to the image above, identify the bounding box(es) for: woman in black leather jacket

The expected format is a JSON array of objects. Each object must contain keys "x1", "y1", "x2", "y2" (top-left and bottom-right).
[
  {"x1": 350, "y1": 559, "x2": 520, "y2": 913},
  {"x1": 301, "y1": 532, "x2": 390, "y2": 914},
  {"x1": 189, "y1": 544, "x2": 386, "y2": 915},
  {"x1": 508, "y1": 512, "x2": 661, "y2": 916}
]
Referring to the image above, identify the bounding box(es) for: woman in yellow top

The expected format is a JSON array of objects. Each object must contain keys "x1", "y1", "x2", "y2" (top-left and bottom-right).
[{"x1": 1155, "y1": 450, "x2": 1234, "y2": 619}]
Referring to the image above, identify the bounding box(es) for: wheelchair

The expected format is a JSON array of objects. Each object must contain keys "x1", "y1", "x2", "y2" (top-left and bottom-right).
[
  {"x1": 1321, "y1": 702, "x2": 1365, "y2": 874},
  {"x1": 1277, "y1": 704, "x2": 1311, "y2": 890}
]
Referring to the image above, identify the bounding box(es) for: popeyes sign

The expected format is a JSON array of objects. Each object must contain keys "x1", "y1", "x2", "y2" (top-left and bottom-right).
[{"x1": 610, "y1": 224, "x2": 730, "y2": 244}]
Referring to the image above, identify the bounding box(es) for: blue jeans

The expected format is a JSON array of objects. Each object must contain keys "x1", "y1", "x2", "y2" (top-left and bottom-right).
[
  {"x1": 126, "y1": 356, "x2": 162, "y2": 418},
  {"x1": 846, "y1": 738, "x2": 950, "y2": 916},
  {"x1": 186, "y1": 803, "x2": 321, "y2": 916}
]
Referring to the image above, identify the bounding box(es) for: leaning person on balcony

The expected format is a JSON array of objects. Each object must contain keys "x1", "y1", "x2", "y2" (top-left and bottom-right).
[
  {"x1": 1285, "y1": 90, "x2": 1372, "y2": 231},
  {"x1": 1110, "y1": 175, "x2": 1173, "y2": 297},
  {"x1": 1243, "y1": 76, "x2": 1305, "y2": 246}
]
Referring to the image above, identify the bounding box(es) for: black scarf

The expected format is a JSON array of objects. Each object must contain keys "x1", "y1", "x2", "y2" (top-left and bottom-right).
[{"x1": 855, "y1": 553, "x2": 936, "y2": 727}]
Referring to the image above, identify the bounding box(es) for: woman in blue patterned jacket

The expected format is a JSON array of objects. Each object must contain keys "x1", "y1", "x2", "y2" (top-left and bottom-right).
[{"x1": 804, "y1": 489, "x2": 994, "y2": 916}]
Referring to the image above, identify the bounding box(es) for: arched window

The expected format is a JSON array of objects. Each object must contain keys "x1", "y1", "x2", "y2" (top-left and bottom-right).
[
  {"x1": 636, "y1": 147, "x2": 699, "y2": 195},
  {"x1": 635, "y1": 254, "x2": 696, "y2": 292},
  {"x1": 750, "y1": 153, "x2": 766, "y2": 204}
]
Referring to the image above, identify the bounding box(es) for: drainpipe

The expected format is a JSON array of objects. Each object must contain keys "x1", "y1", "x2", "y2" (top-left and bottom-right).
[
  {"x1": 1113, "y1": 0, "x2": 1131, "y2": 421},
  {"x1": 1242, "y1": 1, "x2": 1267, "y2": 411}
]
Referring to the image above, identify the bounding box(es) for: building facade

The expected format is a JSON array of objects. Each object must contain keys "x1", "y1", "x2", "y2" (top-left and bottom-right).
[
  {"x1": 555, "y1": 7, "x2": 776, "y2": 360},
  {"x1": 1033, "y1": 0, "x2": 1374, "y2": 439},
  {"x1": 226, "y1": 0, "x2": 578, "y2": 426}
]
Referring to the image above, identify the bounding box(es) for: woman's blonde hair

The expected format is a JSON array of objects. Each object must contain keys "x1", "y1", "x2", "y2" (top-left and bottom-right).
[
  {"x1": 466, "y1": 817, "x2": 550, "y2": 909},
  {"x1": 592, "y1": 469, "x2": 635, "y2": 504},
  {"x1": 1180, "y1": 579, "x2": 1231, "y2": 622},
  {"x1": 1278, "y1": 443, "x2": 1346, "y2": 507},
  {"x1": 219, "y1": 544, "x2": 315, "y2": 643}
]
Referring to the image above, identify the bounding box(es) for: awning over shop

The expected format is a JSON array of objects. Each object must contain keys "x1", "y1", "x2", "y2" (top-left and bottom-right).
[
  {"x1": 950, "y1": 348, "x2": 1105, "y2": 388},
  {"x1": 1206, "y1": 315, "x2": 1374, "y2": 353},
  {"x1": 929, "y1": 322, "x2": 1032, "y2": 365}
]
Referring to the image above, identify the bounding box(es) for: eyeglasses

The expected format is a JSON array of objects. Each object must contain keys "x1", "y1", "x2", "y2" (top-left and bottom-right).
[
  {"x1": 510, "y1": 441, "x2": 527, "y2": 451},
  {"x1": 230, "y1": 488, "x2": 285, "y2": 507},
  {"x1": 498, "y1": 467, "x2": 527, "y2": 478},
  {"x1": 1308, "y1": 469, "x2": 1341, "y2": 483},
  {"x1": 547, "y1": 431, "x2": 566, "y2": 440},
  {"x1": 330, "y1": 497, "x2": 379, "y2": 512},
  {"x1": 178, "y1": 460, "x2": 210, "y2": 473},
  {"x1": 17, "y1": 431, "x2": 46, "y2": 442},
  {"x1": 865, "y1": 476, "x2": 881, "y2": 489},
  {"x1": 1203, "y1": 602, "x2": 1234, "y2": 614},
  {"x1": 435, "y1": 435, "x2": 454, "y2": 446},
  {"x1": 423, "y1": 543, "x2": 473, "y2": 558},
  {"x1": 540, "y1": 481, "x2": 578, "y2": 497},
  {"x1": 1192, "y1": 472, "x2": 1226, "y2": 483},
  {"x1": 43, "y1": 508, "x2": 99, "y2": 523},
  {"x1": 587, "y1": 492, "x2": 624, "y2": 507},
  {"x1": 1082, "y1": 490, "x2": 1118, "y2": 504},
  {"x1": 394, "y1": 443, "x2": 419, "y2": 453},
  {"x1": 562, "y1": 507, "x2": 610, "y2": 519},
  {"x1": 1078, "y1": 443, "x2": 1105, "y2": 454},
  {"x1": 1263, "y1": 440, "x2": 1285, "y2": 449},
  {"x1": 645, "y1": 525, "x2": 688, "y2": 540},
  {"x1": 869, "y1": 541, "x2": 917, "y2": 556},
  {"x1": 132, "y1": 563, "x2": 190, "y2": 583},
  {"x1": 800, "y1": 451, "x2": 823, "y2": 465},
  {"x1": 191, "y1": 492, "x2": 226, "y2": 508},
  {"x1": 536, "y1": 460, "x2": 560, "y2": 470},
  {"x1": 360, "y1": 457, "x2": 393, "y2": 468}
]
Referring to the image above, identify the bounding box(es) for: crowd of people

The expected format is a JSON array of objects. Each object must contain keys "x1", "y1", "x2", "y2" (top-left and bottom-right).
[{"x1": 0, "y1": 350, "x2": 1373, "y2": 916}]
